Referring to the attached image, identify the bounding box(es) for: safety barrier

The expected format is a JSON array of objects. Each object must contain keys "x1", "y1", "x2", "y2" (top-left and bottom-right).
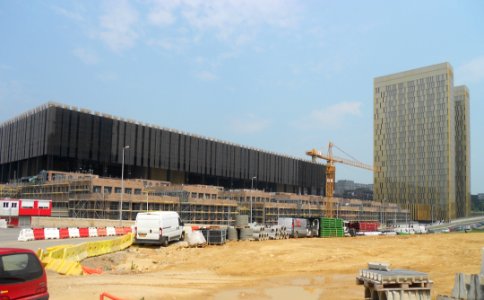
[
  {"x1": 114, "y1": 227, "x2": 124, "y2": 235},
  {"x1": 38, "y1": 233, "x2": 134, "y2": 276},
  {"x1": 18, "y1": 226, "x2": 133, "y2": 242},
  {"x1": 33, "y1": 228, "x2": 45, "y2": 240},
  {"x1": 18, "y1": 228, "x2": 35, "y2": 241},
  {"x1": 89, "y1": 227, "x2": 98, "y2": 237},
  {"x1": 79, "y1": 227, "x2": 89, "y2": 238},
  {"x1": 44, "y1": 228, "x2": 60, "y2": 240},
  {"x1": 59, "y1": 228, "x2": 69, "y2": 239},
  {"x1": 97, "y1": 227, "x2": 107, "y2": 237},
  {"x1": 106, "y1": 227, "x2": 116, "y2": 236},
  {"x1": 68, "y1": 227, "x2": 80, "y2": 238}
]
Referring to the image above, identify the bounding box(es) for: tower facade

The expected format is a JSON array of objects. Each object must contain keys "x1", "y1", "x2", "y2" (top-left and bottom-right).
[
  {"x1": 454, "y1": 85, "x2": 471, "y2": 218},
  {"x1": 374, "y1": 63, "x2": 456, "y2": 221}
]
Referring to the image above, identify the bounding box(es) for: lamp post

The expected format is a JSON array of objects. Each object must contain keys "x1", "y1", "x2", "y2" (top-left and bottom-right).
[
  {"x1": 250, "y1": 176, "x2": 256, "y2": 223},
  {"x1": 120, "y1": 145, "x2": 130, "y2": 224}
]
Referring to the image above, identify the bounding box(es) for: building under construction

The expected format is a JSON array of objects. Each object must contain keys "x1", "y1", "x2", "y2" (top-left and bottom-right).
[
  {"x1": 0, "y1": 170, "x2": 409, "y2": 226},
  {"x1": 0, "y1": 103, "x2": 325, "y2": 195}
]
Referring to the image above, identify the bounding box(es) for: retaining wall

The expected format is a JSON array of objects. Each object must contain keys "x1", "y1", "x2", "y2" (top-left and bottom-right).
[{"x1": 32, "y1": 217, "x2": 135, "y2": 228}]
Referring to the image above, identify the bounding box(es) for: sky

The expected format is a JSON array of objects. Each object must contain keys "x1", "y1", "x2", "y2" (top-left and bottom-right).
[{"x1": 0, "y1": 1, "x2": 483, "y2": 193}]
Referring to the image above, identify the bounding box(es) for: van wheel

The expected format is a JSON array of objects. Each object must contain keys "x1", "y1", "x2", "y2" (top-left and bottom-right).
[
  {"x1": 180, "y1": 232, "x2": 185, "y2": 241},
  {"x1": 161, "y1": 237, "x2": 168, "y2": 247}
]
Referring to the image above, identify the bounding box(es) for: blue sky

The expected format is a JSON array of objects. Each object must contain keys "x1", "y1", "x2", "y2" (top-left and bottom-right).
[{"x1": 0, "y1": 1, "x2": 483, "y2": 193}]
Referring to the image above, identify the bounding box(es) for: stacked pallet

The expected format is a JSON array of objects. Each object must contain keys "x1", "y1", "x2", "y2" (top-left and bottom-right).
[
  {"x1": 356, "y1": 262, "x2": 432, "y2": 300},
  {"x1": 320, "y1": 217, "x2": 344, "y2": 238},
  {"x1": 200, "y1": 228, "x2": 227, "y2": 245}
]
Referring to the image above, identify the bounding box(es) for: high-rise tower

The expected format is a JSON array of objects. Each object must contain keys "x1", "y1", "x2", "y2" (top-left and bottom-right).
[
  {"x1": 454, "y1": 85, "x2": 471, "y2": 218},
  {"x1": 374, "y1": 63, "x2": 457, "y2": 221}
]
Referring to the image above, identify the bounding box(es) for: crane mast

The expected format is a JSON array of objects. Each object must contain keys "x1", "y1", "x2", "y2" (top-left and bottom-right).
[{"x1": 306, "y1": 142, "x2": 375, "y2": 218}]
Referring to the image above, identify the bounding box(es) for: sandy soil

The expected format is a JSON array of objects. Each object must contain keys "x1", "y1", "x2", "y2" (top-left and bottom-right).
[{"x1": 47, "y1": 233, "x2": 483, "y2": 300}]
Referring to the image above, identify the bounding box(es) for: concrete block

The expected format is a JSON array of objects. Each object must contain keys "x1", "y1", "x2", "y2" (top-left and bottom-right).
[
  {"x1": 451, "y1": 273, "x2": 467, "y2": 299},
  {"x1": 481, "y1": 248, "x2": 484, "y2": 276},
  {"x1": 468, "y1": 274, "x2": 484, "y2": 300},
  {"x1": 369, "y1": 262, "x2": 391, "y2": 271}
]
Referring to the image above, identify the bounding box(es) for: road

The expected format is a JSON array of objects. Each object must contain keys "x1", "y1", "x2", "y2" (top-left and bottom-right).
[
  {"x1": 0, "y1": 228, "x2": 118, "y2": 252},
  {"x1": 427, "y1": 215, "x2": 484, "y2": 231}
]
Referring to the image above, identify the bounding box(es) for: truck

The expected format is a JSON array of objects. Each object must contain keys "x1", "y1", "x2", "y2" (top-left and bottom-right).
[
  {"x1": 134, "y1": 211, "x2": 184, "y2": 246},
  {"x1": 348, "y1": 221, "x2": 380, "y2": 235}
]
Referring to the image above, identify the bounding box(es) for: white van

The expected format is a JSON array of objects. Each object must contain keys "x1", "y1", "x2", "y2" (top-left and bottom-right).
[
  {"x1": 134, "y1": 211, "x2": 184, "y2": 246},
  {"x1": 278, "y1": 217, "x2": 309, "y2": 238}
]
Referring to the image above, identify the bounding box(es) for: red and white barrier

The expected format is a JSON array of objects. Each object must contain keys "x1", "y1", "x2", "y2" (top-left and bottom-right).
[
  {"x1": 68, "y1": 228, "x2": 80, "y2": 238},
  {"x1": 79, "y1": 227, "x2": 89, "y2": 238},
  {"x1": 97, "y1": 227, "x2": 107, "y2": 237},
  {"x1": 88, "y1": 227, "x2": 98, "y2": 237},
  {"x1": 33, "y1": 228, "x2": 45, "y2": 240},
  {"x1": 18, "y1": 229, "x2": 35, "y2": 241},
  {"x1": 17, "y1": 226, "x2": 131, "y2": 242},
  {"x1": 59, "y1": 228, "x2": 69, "y2": 239},
  {"x1": 44, "y1": 228, "x2": 60, "y2": 240},
  {"x1": 106, "y1": 227, "x2": 116, "y2": 236}
]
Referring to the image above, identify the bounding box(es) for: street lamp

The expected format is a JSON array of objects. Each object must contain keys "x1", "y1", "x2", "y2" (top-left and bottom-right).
[
  {"x1": 250, "y1": 176, "x2": 256, "y2": 223},
  {"x1": 120, "y1": 145, "x2": 130, "y2": 224}
]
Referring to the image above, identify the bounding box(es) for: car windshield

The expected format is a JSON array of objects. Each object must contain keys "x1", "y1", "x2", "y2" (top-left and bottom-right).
[{"x1": 0, "y1": 253, "x2": 43, "y2": 283}]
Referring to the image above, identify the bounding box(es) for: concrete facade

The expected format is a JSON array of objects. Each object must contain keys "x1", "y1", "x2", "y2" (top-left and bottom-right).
[
  {"x1": 454, "y1": 85, "x2": 471, "y2": 218},
  {"x1": 374, "y1": 63, "x2": 458, "y2": 221}
]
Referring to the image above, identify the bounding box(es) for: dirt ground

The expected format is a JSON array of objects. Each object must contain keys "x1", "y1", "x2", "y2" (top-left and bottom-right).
[{"x1": 47, "y1": 233, "x2": 483, "y2": 300}]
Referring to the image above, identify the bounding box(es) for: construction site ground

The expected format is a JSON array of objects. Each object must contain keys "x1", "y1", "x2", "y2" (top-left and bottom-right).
[{"x1": 48, "y1": 232, "x2": 483, "y2": 300}]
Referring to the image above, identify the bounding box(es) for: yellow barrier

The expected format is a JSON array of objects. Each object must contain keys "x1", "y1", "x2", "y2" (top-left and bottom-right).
[{"x1": 39, "y1": 233, "x2": 134, "y2": 276}]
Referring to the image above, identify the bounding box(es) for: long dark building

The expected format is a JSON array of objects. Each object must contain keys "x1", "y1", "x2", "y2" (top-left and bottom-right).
[{"x1": 0, "y1": 103, "x2": 325, "y2": 195}]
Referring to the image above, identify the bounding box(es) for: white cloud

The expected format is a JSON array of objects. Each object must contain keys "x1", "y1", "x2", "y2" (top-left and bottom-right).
[
  {"x1": 146, "y1": 36, "x2": 191, "y2": 51},
  {"x1": 147, "y1": 0, "x2": 181, "y2": 26},
  {"x1": 146, "y1": 0, "x2": 299, "y2": 45},
  {"x1": 456, "y1": 56, "x2": 484, "y2": 83},
  {"x1": 229, "y1": 114, "x2": 270, "y2": 134},
  {"x1": 51, "y1": 5, "x2": 84, "y2": 22},
  {"x1": 195, "y1": 70, "x2": 217, "y2": 81},
  {"x1": 97, "y1": 0, "x2": 139, "y2": 52},
  {"x1": 73, "y1": 48, "x2": 99, "y2": 65},
  {"x1": 295, "y1": 101, "x2": 362, "y2": 130}
]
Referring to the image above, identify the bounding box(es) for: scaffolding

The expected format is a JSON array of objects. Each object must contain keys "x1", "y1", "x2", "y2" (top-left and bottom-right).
[
  {"x1": 0, "y1": 184, "x2": 19, "y2": 198},
  {"x1": 151, "y1": 185, "x2": 238, "y2": 225},
  {"x1": 9, "y1": 171, "x2": 411, "y2": 226}
]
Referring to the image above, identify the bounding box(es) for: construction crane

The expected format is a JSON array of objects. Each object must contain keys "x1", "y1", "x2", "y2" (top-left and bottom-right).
[{"x1": 306, "y1": 142, "x2": 375, "y2": 218}]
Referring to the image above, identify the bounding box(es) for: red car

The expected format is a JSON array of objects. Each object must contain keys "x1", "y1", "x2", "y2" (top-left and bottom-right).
[{"x1": 0, "y1": 248, "x2": 49, "y2": 300}]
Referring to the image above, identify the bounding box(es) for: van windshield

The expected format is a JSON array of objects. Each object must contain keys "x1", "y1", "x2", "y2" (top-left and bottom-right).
[{"x1": 0, "y1": 253, "x2": 43, "y2": 283}]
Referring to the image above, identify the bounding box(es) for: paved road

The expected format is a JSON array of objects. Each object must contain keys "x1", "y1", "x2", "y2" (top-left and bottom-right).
[
  {"x1": 427, "y1": 216, "x2": 484, "y2": 231},
  {"x1": 0, "y1": 228, "x2": 119, "y2": 252}
]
